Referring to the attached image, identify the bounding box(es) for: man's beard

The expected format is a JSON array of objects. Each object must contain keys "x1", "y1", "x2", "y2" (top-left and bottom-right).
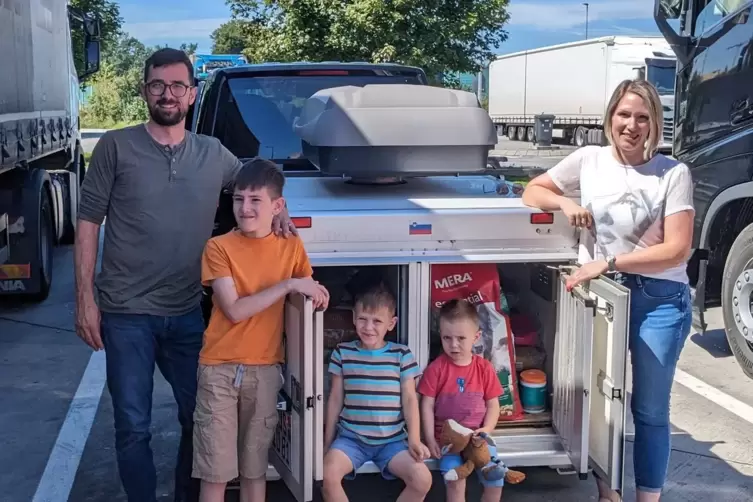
[{"x1": 148, "y1": 99, "x2": 187, "y2": 127}]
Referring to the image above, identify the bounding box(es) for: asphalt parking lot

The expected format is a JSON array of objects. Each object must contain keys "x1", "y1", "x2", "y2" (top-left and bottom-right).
[{"x1": 2, "y1": 236, "x2": 753, "y2": 502}]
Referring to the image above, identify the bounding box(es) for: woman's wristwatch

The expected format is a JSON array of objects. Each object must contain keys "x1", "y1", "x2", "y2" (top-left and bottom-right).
[{"x1": 606, "y1": 254, "x2": 617, "y2": 272}]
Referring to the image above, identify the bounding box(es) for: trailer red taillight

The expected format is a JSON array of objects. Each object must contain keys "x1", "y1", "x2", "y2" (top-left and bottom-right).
[
  {"x1": 291, "y1": 217, "x2": 312, "y2": 229},
  {"x1": 530, "y1": 213, "x2": 554, "y2": 225}
]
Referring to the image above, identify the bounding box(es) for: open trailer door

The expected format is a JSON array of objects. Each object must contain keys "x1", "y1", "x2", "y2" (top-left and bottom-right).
[
  {"x1": 552, "y1": 270, "x2": 596, "y2": 479},
  {"x1": 271, "y1": 293, "x2": 320, "y2": 502},
  {"x1": 312, "y1": 304, "x2": 325, "y2": 492},
  {"x1": 585, "y1": 276, "x2": 630, "y2": 493}
]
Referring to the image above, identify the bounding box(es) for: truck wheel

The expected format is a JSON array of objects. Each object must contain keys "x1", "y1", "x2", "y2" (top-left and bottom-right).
[
  {"x1": 516, "y1": 126, "x2": 526, "y2": 141},
  {"x1": 30, "y1": 191, "x2": 54, "y2": 302},
  {"x1": 721, "y1": 222, "x2": 753, "y2": 379},
  {"x1": 575, "y1": 126, "x2": 588, "y2": 147},
  {"x1": 526, "y1": 126, "x2": 535, "y2": 142}
]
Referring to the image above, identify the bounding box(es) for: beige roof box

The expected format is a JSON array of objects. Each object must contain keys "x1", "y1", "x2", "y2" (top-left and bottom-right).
[{"x1": 293, "y1": 84, "x2": 497, "y2": 177}]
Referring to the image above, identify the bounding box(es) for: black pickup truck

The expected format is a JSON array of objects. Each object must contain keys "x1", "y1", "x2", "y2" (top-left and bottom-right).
[{"x1": 184, "y1": 62, "x2": 431, "y2": 321}]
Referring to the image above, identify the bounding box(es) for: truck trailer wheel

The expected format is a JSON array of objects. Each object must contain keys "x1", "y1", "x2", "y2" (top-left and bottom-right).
[
  {"x1": 574, "y1": 126, "x2": 588, "y2": 147},
  {"x1": 721, "y1": 222, "x2": 753, "y2": 379},
  {"x1": 34, "y1": 191, "x2": 54, "y2": 301}
]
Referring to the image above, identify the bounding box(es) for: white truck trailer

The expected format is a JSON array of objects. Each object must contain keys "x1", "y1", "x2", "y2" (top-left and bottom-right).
[
  {"x1": 488, "y1": 36, "x2": 677, "y2": 152},
  {"x1": 0, "y1": 0, "x2": 100, "y2": 299}
]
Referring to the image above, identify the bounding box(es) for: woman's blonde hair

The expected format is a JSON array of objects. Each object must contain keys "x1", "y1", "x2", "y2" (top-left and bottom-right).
[{"x1": 603, "y1": 79, "x2": 664, "y2": 161}]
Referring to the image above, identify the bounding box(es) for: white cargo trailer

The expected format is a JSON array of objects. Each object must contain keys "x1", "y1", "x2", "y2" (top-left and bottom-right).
[
  {"x1": 275, "y1": 177, "x2": 631, "y2": 500},
  {"x1": 488, "y1": 36, "x2": 677, "y2": 152},
  {"x1": 216, "y1": 84, "x2": 633, "y2": 501}
]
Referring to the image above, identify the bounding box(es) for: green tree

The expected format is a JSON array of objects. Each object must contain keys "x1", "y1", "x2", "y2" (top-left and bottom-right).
[
  {"x1": 223, "y1": 0, "x2": 510, "y2": 81},
  {"x1": 80, "y1": 61, "x2": 123, "y2": 127},
  {"x1": 154, "y1": 42, "x2": 199, "y2": 57},
  {"x1": 181, "y1": 42, "x2": 199, "y2": 56},
  {"x1": 82, "y1": 35, "x2": 199, "y2": 127},
  {"x1": 211, "y1": 20, "x2": 251, "y2": 53}
]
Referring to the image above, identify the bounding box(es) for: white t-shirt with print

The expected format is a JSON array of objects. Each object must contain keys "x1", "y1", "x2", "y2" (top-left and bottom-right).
[{"x1": 547, "y1": 146, "x2": 695, "y2": 284}]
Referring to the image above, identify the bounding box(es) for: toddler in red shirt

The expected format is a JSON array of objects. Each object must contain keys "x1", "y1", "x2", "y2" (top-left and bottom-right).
[{"x1": 418, "y1": 299, "x2": 505, "y2": 502}]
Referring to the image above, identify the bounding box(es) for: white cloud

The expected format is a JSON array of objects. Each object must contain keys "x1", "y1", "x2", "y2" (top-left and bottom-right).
[
  {"x1": 123, "y1": 17, "x2": 228, "y2": 42},
  {"x1": 508, "y1": 0, "x2": 655, "y2": 29}
]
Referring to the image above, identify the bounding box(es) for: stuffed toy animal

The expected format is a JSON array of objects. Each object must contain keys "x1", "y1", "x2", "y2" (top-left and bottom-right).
[{"x1": 439, "y1": 419, "x2": 526, "y2": 484}]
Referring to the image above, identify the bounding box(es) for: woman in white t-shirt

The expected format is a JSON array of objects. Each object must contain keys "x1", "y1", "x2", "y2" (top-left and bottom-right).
[{"x1": 522, "y1": 79, "x2": 694, "y2": 502}]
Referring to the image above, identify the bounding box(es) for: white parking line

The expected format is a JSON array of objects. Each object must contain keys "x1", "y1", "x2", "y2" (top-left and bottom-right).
[
  {"x1": 32, "y1": 350, "x2": 107, "y2": 502},
  {"x1": 674, "y1": 368, "x2": 753, "y2": 425}
]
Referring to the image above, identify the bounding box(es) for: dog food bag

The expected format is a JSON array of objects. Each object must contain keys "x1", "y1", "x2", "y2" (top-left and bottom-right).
[{"x1": 430, "y1": 263, "x2": 524, "y2": 421}]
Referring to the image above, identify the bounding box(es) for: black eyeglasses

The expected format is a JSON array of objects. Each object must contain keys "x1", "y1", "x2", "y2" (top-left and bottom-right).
[{"x1": 145, "y1": 81, "x2": 192, "y2": 97}]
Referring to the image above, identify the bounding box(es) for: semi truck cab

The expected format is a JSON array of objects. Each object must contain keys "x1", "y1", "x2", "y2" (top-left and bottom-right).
[{"x1": 654, "y1": 0, "x2": 753, "y2": 378}]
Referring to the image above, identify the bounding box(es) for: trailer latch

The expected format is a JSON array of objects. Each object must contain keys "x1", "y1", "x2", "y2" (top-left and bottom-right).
[
  {"x1": 306, "y1": 396, "x2": 315, "y2": 409},
  {"x1": 596, "y1": 302, "x2": 614, "y2": 321},
  {"x1": 597, "y1": 371, "x2": 622, "y2": 401}
]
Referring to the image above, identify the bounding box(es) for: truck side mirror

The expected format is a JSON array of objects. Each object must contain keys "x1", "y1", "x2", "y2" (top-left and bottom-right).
[
  {"x1": 653, "y1": 0, "x2": 692, "y2": 66},
  {"x1": 83, "y1": 16, "x2": 101, "y2": 78},
  {"x1": 68, "y1": 6, "x2": 101, "y2": 80},
  {"x1": 85, "y1": 38, "x2": 101, "y2": 76}
]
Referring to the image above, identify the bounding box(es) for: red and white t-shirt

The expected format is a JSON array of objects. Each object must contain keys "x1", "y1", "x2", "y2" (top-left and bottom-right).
[{"x1": 417, "y1": 353, "x2": 503, "y2": 443}]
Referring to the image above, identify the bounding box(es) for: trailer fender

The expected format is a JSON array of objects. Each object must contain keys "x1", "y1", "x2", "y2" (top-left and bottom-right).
[{"x1": 0, "y1": 167, "x2": 54, "y2": 300}]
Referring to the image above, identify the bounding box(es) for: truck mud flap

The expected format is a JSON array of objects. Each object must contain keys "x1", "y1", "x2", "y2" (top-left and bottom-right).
[{"x1": 692, "y1": 258, "x2": 708, "y2": 334}]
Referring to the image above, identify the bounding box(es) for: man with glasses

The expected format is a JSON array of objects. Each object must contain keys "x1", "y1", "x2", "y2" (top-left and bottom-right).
[{"x1": 73, "y1": 48, "x2": 296, "y2": 502}]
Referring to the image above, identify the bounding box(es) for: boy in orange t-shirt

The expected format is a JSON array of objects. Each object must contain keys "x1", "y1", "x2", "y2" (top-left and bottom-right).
[{"x1": 192, "y1": 158, "x2": 329, "y2": 502}]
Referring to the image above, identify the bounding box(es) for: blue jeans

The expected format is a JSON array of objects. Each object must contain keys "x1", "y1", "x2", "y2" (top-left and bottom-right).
[
  {"x1": 101, "y1": 306, "x2": 205, "y2": 502},
  {"x1": 617, "y1": 274, "x2": 692, "y2": 493},
  {"x1": 330, "y1": 425, "x2": 409, "y2": 480}
]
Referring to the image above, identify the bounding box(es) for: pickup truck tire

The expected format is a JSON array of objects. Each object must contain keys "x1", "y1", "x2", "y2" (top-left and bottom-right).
[{"x1": 721, "y1": 222, "x2": 753, "y2": 379}]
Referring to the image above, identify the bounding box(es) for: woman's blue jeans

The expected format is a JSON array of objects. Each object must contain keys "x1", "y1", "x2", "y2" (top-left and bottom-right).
[{"x1": 616, "y1": 273, "x2": 692, "y2": 493}]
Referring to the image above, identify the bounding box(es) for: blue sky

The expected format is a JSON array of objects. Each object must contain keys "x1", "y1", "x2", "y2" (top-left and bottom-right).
[{"x1": 118, "y1": 0, "x2": 663, "y2": 56}]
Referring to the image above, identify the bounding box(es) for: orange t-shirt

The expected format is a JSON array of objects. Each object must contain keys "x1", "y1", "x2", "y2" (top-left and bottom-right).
[{"x1": 199, "y1": 230, "x2": 313, "y2": 365}]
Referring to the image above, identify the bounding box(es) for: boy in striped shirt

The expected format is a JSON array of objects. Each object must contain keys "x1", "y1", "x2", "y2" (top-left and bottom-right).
[{"x1": 322, "y1": 282, "x2": 432, "y2": 502}]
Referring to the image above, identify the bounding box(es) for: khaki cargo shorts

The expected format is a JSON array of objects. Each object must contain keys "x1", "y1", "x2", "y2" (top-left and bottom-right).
[{"x1": 192, "y1": 363, "x2": 284, "y2": 483}]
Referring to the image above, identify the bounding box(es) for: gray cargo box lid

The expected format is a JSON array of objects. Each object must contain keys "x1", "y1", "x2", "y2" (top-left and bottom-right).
[{"x1": 293, "y1": 84, "x2": 497, "y2": 177}]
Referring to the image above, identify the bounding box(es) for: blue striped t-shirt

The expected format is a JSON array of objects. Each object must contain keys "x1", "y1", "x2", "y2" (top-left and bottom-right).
[{"x1": 328, "y1": 340, "x2": 421, "y2": 445}]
